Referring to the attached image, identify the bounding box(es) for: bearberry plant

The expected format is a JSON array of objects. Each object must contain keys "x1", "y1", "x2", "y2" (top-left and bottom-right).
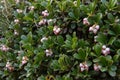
[{"x1": 0, "y1": 0, "x2": 120, "y2": 80}]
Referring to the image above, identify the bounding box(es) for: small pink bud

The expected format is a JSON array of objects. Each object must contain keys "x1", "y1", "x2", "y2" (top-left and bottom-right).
[{"x1": 93, "y1": 29, "x2": 98, "y2": 34}]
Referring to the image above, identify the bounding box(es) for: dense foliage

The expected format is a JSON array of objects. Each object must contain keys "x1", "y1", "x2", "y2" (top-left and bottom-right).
[{"x1": 0, "y1": 0, "x2": 120, "y2": 80}]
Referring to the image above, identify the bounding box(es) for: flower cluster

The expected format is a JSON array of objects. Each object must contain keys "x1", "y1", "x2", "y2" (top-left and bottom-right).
[
  {"x1": 14, "y1": 19, "x2": 19, "y2": 24},
  {"x1": 89, "y1": 24, "x2": 100, "y2": 34},
  {"x1": 16, "y1": 9, "x2": 23, "y2": 13},
  {"x1": 45, "y1": 49, "x2": 53, "y2": 57},
  {"x1": 102, "y1": 45, "x2": 110, "y2": 56},
  {"x1": 38, "y1": 19, "x2": 47, "y2": 26},
  {"x1": 79, "y1": 62, "x2": 89, "y2": 72},
  {"x1": 22, "y1": 56, "x2": 29, "y2": 65},
  {"x1": 83, "y1": 18, "x2": 90, "y2": 25},
  {"x1": 42, "y1": 10, "x2": 49, "y2": 17},
  {"x1": 6, "y1": 61, "x2": 14, "y2": 72},
  {"x1": 53, "y1": 26, "x2": 61, "y2": 35},
  {"x1": 29, "y1": 6, "x2": 35, "y2": 11},
  {"x1": 94, "y1": 63, "x2": 101, "y2": 71},
  {"x1": 0, "y1": 44, "x2": 9, "y2": 52}
]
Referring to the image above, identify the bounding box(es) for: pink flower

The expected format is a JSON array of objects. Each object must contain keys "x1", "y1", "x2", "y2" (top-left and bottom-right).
[
  {"x1": 22, "y1": 56, "x2": 28, "y2": 65},
  {"x1": 53, "y1": 26, "x2": 61, "y2": 35},
  {"x1": 5, "y1": 61, "x2": 14, "y2": 72},
  {"x1": 79, "y1": 62, "x2": 88, "y2": 72},
  {"x1": 94, "y1": 64, "x2": 101, "y2": 71},
  {"x1": 45, "y1": 49, "x2": 53, "y2": 57},
  {"x1": 6, "y1": 61, "x2": 11, "y2": 68},
  {"x1": 0, "y1": 44, "x2": 9, "y2": 52},
  {"x1": 83, "y1": 18, "x2": 90, "y2": 25},
  {"x1": 42, "y1": 10, "x2": 49, "y2": 17}
]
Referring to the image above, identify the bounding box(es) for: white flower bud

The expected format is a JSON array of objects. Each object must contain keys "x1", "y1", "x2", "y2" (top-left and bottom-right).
[
  {"x1": 14, "y1": 19, "x2": 19, "y2": 24},
  {"x1": 14, "y1": 30, "x2": 19, "y2": 35},
  {"x1": 106, "y1": 48, "x2": 110, "y2": 52},
  {"x1": 16, "y1": 9, "x2": 23, "y2": 13},
  {"x1": 41, "y1": 37, "x2": 48, "y2": 42},
  {"x1": 45, "y1": 49, "x2": 53, "y2": 56},
  {"x1": 29, "y1": 6, "x2": 34, "y2": 11},
  {"x1": 89, "y1": 27, "x2": 93, "y2": 31},
  {"x1": 102, "y1": 45, "x2": 106, "y2": 49}
]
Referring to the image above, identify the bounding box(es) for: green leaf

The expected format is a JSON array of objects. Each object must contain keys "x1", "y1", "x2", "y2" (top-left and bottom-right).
[
  {"x1": 117, "y1": 49, "x2": 120, "y2": 55},
  {"x1": 107, "y1": 13, "x2": 114, "y2": 22},
  {"x1": 108, "y1": 70, "x2": 116, "y2": 77},
  {"x1": 34, "y1": 52, "x2": 44, "y2": 68},
  {"x1": 113, "y1": 55, "x2": 119, "y2": 62},
  {"x1": 110, "y1": 65, "x2": 117, "y2": 71},
  {"x1": 108, "y1": 37, "x2": 116, "y2": 45},
  {"x1": 68, "y1": 12, "x2": 75, "y2": 19},
  {"x1": 73, "y1": 53, "x2": 81, "y2": 60},
  {"x1": 50, "y1": 60, "x2": 60, "y2": 71},
  {"x1": 37, "y1": 75, "x2": 45, "y2": 80},
  {"x1": 57, "y1": 35, "x2": 64, "y2": 45},
  {"x1": 113, "y1": 24, "x2": 120, "y2": 35},
  {"x1": 77, "y1": 0, "x2": 80, "y2": 7},
  {"x1": 100, "y1": 67, "x2": 107, "y2": 72},
  {"x1": 109, "y1": 0, "x2": 117, "y2": 9},
  {"x1": 93, "y1": 44, "x2": 102, "y2": 56},
  {"x1": 74, "y1": 48, "x2": 86, "y2": 60},
  {"x1": 96, "y1": 33, "x2": 107, "y2": 44}
]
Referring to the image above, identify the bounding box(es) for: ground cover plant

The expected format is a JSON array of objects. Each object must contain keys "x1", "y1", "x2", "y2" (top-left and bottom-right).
[{"x1": 0, "y1": 0, "x2": 120, "y2": 80}]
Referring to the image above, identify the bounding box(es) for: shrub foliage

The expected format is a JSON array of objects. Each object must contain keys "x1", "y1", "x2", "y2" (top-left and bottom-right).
[{"x1": 0, "y1": 0, "x2": 120, "y2": 80}]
